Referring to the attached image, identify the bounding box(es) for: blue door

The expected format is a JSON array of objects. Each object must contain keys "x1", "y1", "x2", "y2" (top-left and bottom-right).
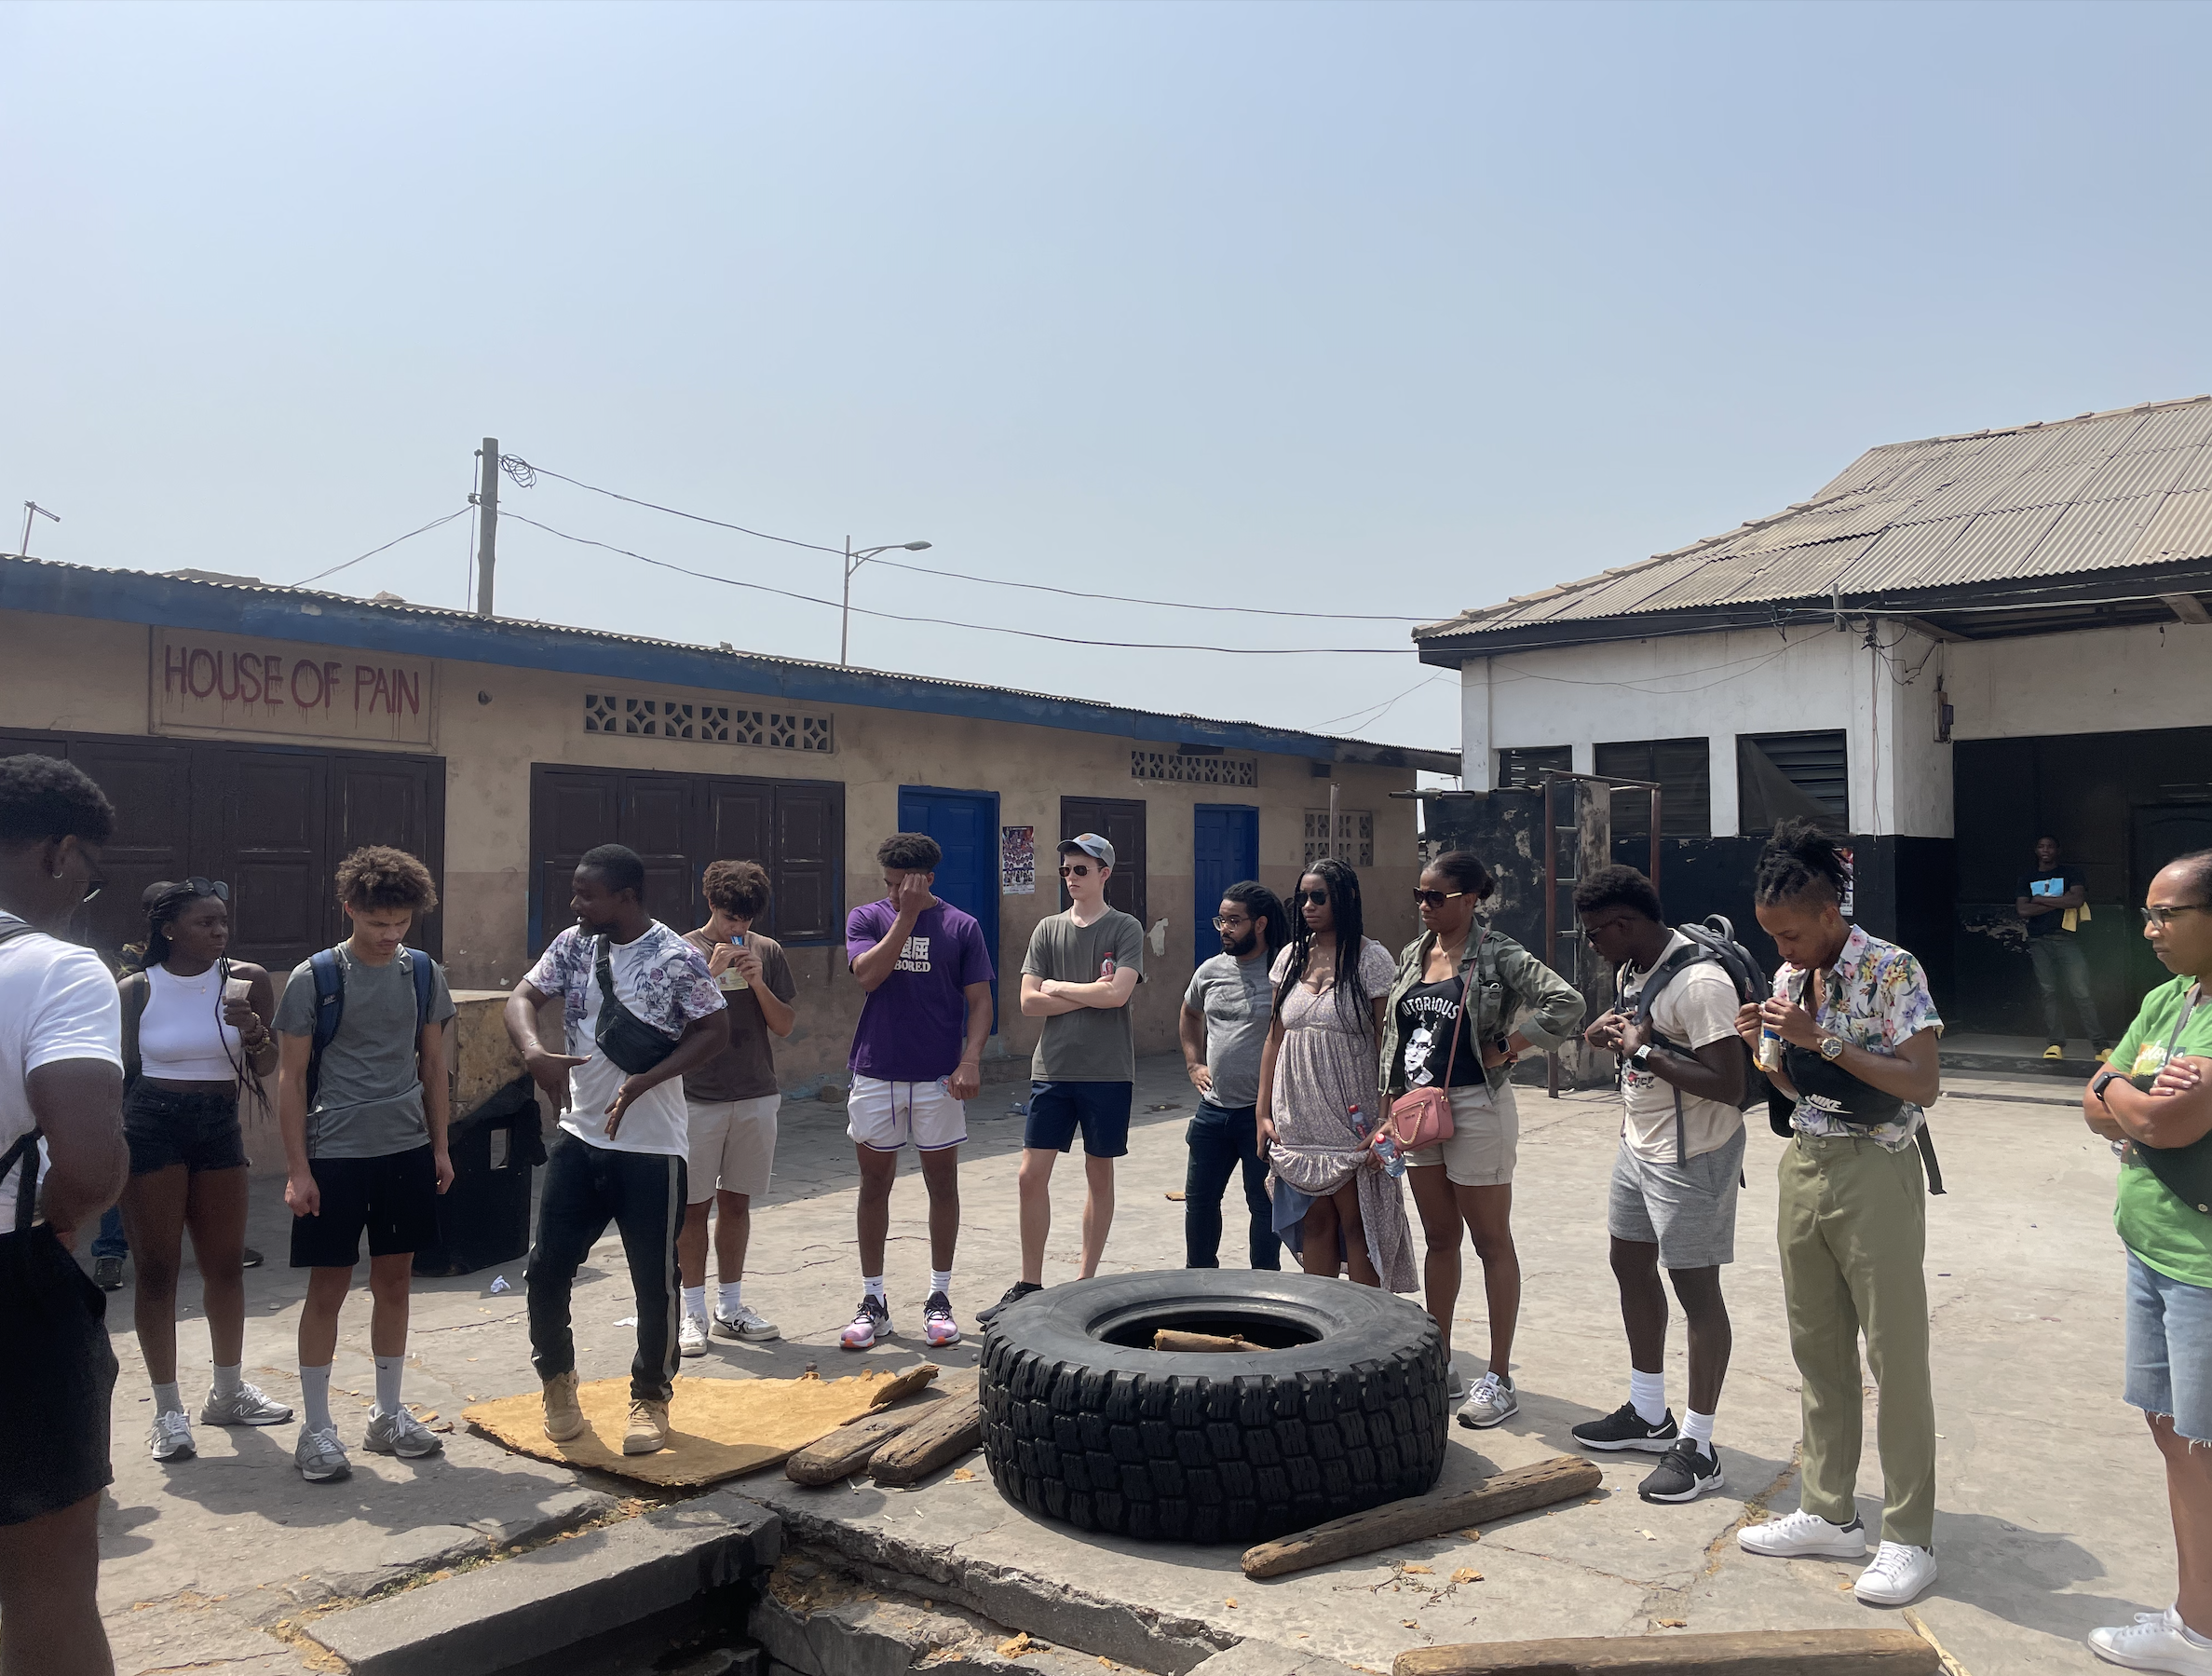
[
  {"x1": 1193, "y1": 804, "x2": 1259, "y2": 969},
  {"x1": 896, "y1": 786, "x2": 1001, "y2": 1033}
]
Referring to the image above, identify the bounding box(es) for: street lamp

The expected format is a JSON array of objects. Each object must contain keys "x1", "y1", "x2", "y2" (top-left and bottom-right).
[{"x1": 840, "y1": 538, "x2": 932, "y2": 665}]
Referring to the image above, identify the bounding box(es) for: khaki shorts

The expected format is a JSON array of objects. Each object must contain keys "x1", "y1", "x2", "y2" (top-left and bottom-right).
[
  {"x1": 1405, "y1": 1080, "x2": 1519, "y2": 1188},
  {"x1": 685, "y1": 1094, "x2": 780, "y2": 1203}
]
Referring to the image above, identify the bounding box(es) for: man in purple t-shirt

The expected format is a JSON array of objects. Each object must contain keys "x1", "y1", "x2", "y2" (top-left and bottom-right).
[{"x1": 841, "y1": 832, "x2": 995, "y2": 1352}]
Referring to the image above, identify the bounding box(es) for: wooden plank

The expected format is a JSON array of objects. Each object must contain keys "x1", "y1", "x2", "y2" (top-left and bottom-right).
[
  {"x1": 1242, "y1": 1455, "x2": 1601, "y2": 1580},
  {"x1": 1153, "y1": 1330, "x2": 1269, "y2": 1353},
  {"x1": 869, "y1": 1390, "x2": 984, "y2": 1488},
  {"x1": 1393, "y1": 1628, "x2": 1940, "y2": 1675},
  {"x1": 865, "y1": 1362, "x2": 941, "y2": 1410},
  {"x1": 786, "y1": 1406, "x2": 927, "y2": 1486}
]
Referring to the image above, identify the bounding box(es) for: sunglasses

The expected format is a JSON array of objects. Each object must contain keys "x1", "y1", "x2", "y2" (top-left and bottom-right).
[
  {"x1": 1412, "y1": 889, "x2": 1470, "y2": 908},
  {"x1": 182, "y1": 877, "x2": 231, "y2": 903},
  {"x1": 1297, "y1": 889, "x2": 1330, "y2": 907},
  {"x1": 1058, "y1": 864, "x2": 1094, "y2": 879}
]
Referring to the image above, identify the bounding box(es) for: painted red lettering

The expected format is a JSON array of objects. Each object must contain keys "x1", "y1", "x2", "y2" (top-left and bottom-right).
[
  {"x1": 355, "y1": 664, "x2": 376, "y2": 714},
  {"x1": 237, "y1": 656, "x2": 261, "y2": 705},
  {"x1": 263, "y1": 655, "x2": 285, "y2": 706},
  {"x1": 187, "y1": 648, "x2": 217, "y2": 699},
  {"x1": 214, "y1": 652, "x2": 242, "y2": 702},
  {"x1": 291, "y1": 660, "x2": 323, "y2": 708},
  {"x1": 323, "y1": 663, "x2": 342, "y2": 711},
  {"x1": 164, "y1": 644, "x2": 189, "y2": 696},
  {"x1": 390, "y1": 668, "x2": 419, "y2": 715}
]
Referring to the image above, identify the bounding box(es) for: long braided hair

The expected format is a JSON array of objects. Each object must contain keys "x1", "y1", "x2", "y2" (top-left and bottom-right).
[
  {"x1": 126, "y1": 879, "x2": 252, "y2": 1085},
  {"x1": 1275, "y1": 857, "x2": 1375, "y2": 1035}
]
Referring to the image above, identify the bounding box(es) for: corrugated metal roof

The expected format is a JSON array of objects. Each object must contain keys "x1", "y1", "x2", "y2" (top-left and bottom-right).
[{"x1": 1418, "y1": 394, "x2": 2212, "y2": 644}]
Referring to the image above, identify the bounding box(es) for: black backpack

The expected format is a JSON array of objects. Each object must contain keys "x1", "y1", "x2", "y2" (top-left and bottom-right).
[{"x1": 1621, "y1": 915, "x2": 1771, "y2": 1165}]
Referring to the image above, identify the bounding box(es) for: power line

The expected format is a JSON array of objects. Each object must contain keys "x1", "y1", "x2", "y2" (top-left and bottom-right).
[
  {"x1": 502, "y1": 455, "x2": 1431, "y2": 622},
  {"x1": 499, "y1": 511, "x2": 1416, "y2": 656},
  {"x1": 1314, "y1": 672, "x2": 1456, "y2": 732},
  {"x1": 295, "y1": 507, "x2": 474, "y2": 586}
]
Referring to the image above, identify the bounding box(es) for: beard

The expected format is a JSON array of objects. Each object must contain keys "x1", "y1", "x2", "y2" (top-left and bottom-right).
[{"x1": 1221, "y1": 927, "x2": 1258, "y2": 959}]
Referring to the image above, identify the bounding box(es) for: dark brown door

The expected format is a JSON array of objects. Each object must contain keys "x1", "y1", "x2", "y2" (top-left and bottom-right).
[
  {"x1": 1060, "y1": 797, "x2": 1147, "y2": 923},
  {"x1": 622, "y1": 775, "x2": 698, "y2": 933},
  {"x1": 214, "y1": 749, "x2": 331, "y2": 972},
  {"x1": 772, "y1": 783, "x2": 842, "y2": 943}
]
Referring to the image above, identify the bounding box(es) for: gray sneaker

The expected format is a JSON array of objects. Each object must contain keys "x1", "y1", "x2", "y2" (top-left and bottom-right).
[
  {"x1": 200, "y1": 1382, "x2": 294, "y2": 1426},
  {"x1": 295, "y1": 1425, "x2": 351, "y2": 1482},
  {"x1": 363, "y1": 1408, "x2": 444, "y2": 1459},
  {"x1": 148, "y1": 1410, "x2": 196, "y2": 1462},
  {"x1": 713, "y1": 1302, "x2": 780, "y2": 1342},
  {"x1": 1457, "y1": 1371, "x2": 1519, "y2": 1429}
]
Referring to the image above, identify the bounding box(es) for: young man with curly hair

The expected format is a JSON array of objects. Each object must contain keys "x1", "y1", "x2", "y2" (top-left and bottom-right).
[
  {"x1": 275, "y1": 847, "x2": 455, "y2": 1484},
  {"x1": 676, "y1": 858, "x2": 796, "y2": 1353}
]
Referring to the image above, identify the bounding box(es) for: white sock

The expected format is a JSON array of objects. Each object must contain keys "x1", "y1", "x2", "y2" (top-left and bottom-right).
[
  {"x1": 683, "y1": 1285, "x2": 707, "y2": 1320},
  {"x1": 1682, "y1": 1410, "x2": 1717, "y2": 1450},
  {"x1": 300, "y1": 1364, "x2": 333, "y2": 1433},
  {"x1": 863, "y1": 1274, "x2": 887, "y2": 1303},
  {"x1": 1629, "y1": 1369, "x2": 1667, "y2": 1426},
  {"x1": 930, "y1": 1269, "x2": 953, "y2": 1300},
  {"x1": 373, "y1": 1353, "x2": 404, "y2": 1418},
  {"x1": 153, "y1": 1381, "x2": 184, "y2": 1417},
  {"x1": 718, "y1": 1281, "x2": 743, "y2": 1317},
  {"x1": 211, "y1": 1363, "x2": 243, "y2": 1400}
]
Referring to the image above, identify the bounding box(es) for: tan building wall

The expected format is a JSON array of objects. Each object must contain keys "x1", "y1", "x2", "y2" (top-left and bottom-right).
[{"x1": 0, "y1": 609, "x2": 1422, "y2": 1089}]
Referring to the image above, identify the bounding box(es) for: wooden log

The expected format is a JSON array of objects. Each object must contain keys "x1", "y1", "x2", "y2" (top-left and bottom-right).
[
  {"x1": 869, "y1": 1389, "x2": 984, "y2": 1487},
  {"x1": 1242, "y1": 1455, "x2": 1601, "y2": 1579},
  {"x1": 786, "y1": 1406, "x2": 928, "y2": 1485},
  {"x1": 1392, "y1": 1627, "x2": 1941, "y2": 1675},
  {"x1": 865, "y1": 1362, "x2": 941, "y2": 1410},
  {"x1": 1153, "y1": 1329, "x2": 1269, "y2": 1353}
]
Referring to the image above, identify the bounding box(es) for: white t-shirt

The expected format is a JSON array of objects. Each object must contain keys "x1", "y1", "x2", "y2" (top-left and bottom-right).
[
  {"x1": 524, "y1": 921, "x2": 725, "y2": 1159},
  {"x1": 0, "y1": 916, "x2": 123, "y2": 1228},
  {"x1": 1619, "y1": 932, "x2": 1745, "y2": 1164}
]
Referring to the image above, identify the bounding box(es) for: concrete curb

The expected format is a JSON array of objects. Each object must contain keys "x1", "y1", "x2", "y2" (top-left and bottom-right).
[{"x1": 304, "y1": 1492, "x2": 780, "y2": 1676}]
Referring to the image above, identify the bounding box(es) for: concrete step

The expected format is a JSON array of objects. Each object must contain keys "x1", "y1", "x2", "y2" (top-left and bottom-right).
[{"x1": 303, "y1": 1491, "x2": 780, "y2": 1676}]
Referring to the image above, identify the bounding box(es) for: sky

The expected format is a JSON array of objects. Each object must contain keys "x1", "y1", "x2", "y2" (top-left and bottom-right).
[{"x1": 7, "y1": 0, "x2": 2212, "y2": 758}]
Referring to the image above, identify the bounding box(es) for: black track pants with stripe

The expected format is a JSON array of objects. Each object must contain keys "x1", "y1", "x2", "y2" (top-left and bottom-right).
[{"x1": 527, "y1": 1134, "x2": 686, "y2": 1403}]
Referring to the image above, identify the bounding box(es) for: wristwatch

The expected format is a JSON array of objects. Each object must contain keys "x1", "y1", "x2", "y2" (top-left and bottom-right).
[
  {"x1": 1818, "y1": 1035, "x2": 1847, "y2": 1061},
  {"x1": 1628, "y1": 1043, "x2": 1654, "y2": 1071},
  {"x1": 2091, "y1": 1066, "x2": 2125, "y2": 1104}
]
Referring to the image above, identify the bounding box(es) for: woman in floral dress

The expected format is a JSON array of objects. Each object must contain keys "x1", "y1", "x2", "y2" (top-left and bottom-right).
[{"x1": 1256, "y1": 858, "x2": 1417, "y2": 1292}]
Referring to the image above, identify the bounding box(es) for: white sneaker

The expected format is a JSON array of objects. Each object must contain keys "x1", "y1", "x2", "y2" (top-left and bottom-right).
[
  {"x1": 1854, "y1": 1541, "x2": 1938, "y2": 1606},
  {"x1": 2089, "y1": 1607, "x2": 2212, "y2": 1673},
  {"x1": 1739, "y1": 1508, "x2": 1869, "y2": 1559},
  {"x1": 148, "y1": 1410, "x2": 196, "y2": 1462},
  {"x1": 714, "y1": 1302, "x2": 780, "y2": 1342},
  {"x1": 1457, "y1": 1371, "x2": 1518, "y2": 1429},
  {"x1": 679, "y1": 1312, "x2": 709, "y2": 1357}
]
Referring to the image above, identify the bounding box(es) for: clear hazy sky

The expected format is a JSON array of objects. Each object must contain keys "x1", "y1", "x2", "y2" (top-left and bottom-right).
[{"x1": 7, "y1": 1, "x2": 2209, "y2": 756}]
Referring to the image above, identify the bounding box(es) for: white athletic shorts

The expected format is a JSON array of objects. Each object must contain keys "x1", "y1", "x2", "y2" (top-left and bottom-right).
[
  {"x1": 847, "y1": 1076, "x2": 968, "y2": 1152},
  {"x1": 684, "y1": 1093, "x2": 780, "y2": 1203}
]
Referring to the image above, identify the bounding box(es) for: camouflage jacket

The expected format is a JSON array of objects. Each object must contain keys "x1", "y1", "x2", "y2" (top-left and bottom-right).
[{"x1": 1378, "y1": 925, "x2": 1586, "y2": 1099}]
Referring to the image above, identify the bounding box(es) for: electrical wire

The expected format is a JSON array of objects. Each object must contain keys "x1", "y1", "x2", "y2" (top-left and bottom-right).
[
  {"x1": 500, "y1": 454, "x2": 1430, "y2": 621},
  {"x1": 295, "y1": 507, "x2": 474, "y2": 586},
  {"x1": 1314, "y1": 672, "x2": 1456, "y2": 732},
  {"x1": 498, "y1": 511, "x2": 1416, "y2": 655}
]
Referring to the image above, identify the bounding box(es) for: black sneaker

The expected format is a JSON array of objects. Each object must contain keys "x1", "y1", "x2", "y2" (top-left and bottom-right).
[
  {"x1": 975, "y1": 1281, "x2": 1043, "y2": 1327},
  {"x1": 241, "y1": 1247, "x2": 264, "y2": 1270},
  {"x1": 1571, "y1": 1400, "x2": 1679, "y2": 1453},
  {"x1": 93, "y1": 1255, "x2": 124, "y2": 1291},
  {"x1": 1638, "y1": 1438, "x2": 1725, "y2": 1503}
]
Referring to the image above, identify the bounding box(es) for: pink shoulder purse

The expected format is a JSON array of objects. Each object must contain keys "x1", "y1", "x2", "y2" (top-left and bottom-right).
[{"x1": 1386, "y1": 934, "x2": 1480, "y2": 1151}]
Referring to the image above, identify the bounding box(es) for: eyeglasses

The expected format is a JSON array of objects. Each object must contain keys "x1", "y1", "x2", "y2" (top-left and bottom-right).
[
  {"x1": 1412, "y1": 889, "x2": 1470, "y2": 908},
  {"x1": 1058, "y1": 864, "x2": 1093, "y2": 879},
  {"x1": 2143, "y1": 904, "x2": 2212, "y2": 928},
  {"x1": 1212, "y1": 916, "x2": 1252, "y2": 931},
  {"x1": 80, "y1": 876, "x2": 105, "y2": 906},
  {"x1": 1297, "y1": 889, "x2": 1330, "y2": 907}
]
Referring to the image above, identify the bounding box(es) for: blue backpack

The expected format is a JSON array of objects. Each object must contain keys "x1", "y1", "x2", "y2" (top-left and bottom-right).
[{"x1": 306, "y1": 945, "x2": 436, "y2": 1105}]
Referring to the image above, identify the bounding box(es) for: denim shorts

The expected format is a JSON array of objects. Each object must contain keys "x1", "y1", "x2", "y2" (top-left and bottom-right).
[
  {"x1": 2124, "y1": 1247, "x2": 2212, "y2": 1442},
  {"x1": 124, "y1": 1083, "x2": 247, "y2": 1176}
]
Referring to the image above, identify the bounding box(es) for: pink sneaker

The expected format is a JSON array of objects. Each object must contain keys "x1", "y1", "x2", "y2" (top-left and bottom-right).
[
  {"x1": 922, "y1": 1292, "x2": 962, "y2": 1348},
  {"x1": 841, "y1": 1295, "x2": 889, "y2": 1350}
]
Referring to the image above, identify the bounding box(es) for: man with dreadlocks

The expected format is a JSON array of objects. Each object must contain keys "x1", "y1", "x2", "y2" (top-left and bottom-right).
[{"x1": 1730, "y1": 819, "x2": 1945, "y2": 1609}]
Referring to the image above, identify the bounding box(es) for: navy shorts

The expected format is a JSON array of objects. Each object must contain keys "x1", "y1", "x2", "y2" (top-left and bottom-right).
[
  {"x1": 1024, "y1": 1081, "x2": 1133, "y2": 1158},
  {"x1": 290, "y1": 1145, "x2": 440, "y2": 1268}
]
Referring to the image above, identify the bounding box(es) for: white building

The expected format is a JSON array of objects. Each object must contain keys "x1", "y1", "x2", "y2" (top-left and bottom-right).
[{"x1": 1413, "y1": 395, "x2": 2212, "y2": 1041}]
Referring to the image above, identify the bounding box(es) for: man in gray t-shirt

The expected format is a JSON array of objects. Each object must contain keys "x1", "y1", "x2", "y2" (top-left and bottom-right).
[
  {"x1": 1177, "y1": 882, "x2": 1284, "y2": 1272},
  {"x1": 274, "y1": 947, "x2": 455, "y2": 1158}
]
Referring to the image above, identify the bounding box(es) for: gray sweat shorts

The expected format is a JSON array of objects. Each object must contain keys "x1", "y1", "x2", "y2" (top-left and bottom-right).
[{"x1": 1607, "y1": 1124, "x2": 1745, "y2": 1270}]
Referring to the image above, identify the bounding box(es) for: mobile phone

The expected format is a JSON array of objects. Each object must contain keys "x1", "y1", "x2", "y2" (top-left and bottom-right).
[{"x1": 719, "y1": 932, "x2": 750, "y2": 991}]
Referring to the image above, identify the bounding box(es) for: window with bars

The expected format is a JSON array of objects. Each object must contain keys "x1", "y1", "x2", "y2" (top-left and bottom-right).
[
  {"x1": 582, "y1": 693, "x2": 833, "y2": 754},
  {"x1": 1738, "y1": 730, "x2": 1849, "y2": 834},
  {"x1": 1130, "y1": 750, "x2": 1257, "y2": 786},
  {"x1": 1594, "y1": 738, "x2": 1712, "y2": 839},
  {"x1": 1494, "y1": 744, "x2": 1572, "y2": 789},
  {"x1": 1303, "y1": 809, "x2": 1374, "y2": 867}
]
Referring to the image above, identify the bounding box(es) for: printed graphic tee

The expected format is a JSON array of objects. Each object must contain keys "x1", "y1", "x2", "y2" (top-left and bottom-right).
[
  {"x1": 844, "y1": 900, "x2": 996, "y2": 1083},
  {"x1": 1617, "y1": 932, "x2": 1745, "y2": 1164},
  {"x1": 2113, "y1": 977, "x2": 2212, "y2": 1288},
  {"x1": 2018, "y1": 864, "x2": 2087, "y2": 938}
]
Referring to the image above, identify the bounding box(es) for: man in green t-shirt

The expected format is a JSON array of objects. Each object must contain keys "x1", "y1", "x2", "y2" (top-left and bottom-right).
[{"x1": 2083, "y1": 847, "x2": 2212, "y2": 1672}]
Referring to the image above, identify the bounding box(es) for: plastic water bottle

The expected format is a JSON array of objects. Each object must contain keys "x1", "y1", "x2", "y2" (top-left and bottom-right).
[
  {"x1": 1372, "y1": 1132, "x2": 1407, "y2": 1179},
  {"x1": 1757, "y1": 1020, "x2": 1782, "y2": 1072}
]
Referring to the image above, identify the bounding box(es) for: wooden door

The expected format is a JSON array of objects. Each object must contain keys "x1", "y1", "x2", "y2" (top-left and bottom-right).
[{"x1": 1060, "y1": 796, "x2": 1147, "y2": 923}]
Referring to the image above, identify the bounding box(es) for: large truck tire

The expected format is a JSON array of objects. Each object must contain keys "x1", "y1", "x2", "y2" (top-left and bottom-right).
[{"x1": 978, "y1": 1269, "x2": 1447, "y2": 1545}]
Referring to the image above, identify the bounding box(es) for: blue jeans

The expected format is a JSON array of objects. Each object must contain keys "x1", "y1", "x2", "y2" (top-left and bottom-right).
[
  {"x1": 1184, "y1": 1099, "x2": 1280, "y2": 1271},
  {"x1": 92, "y1": 1205, "x2": 127, "y2": 1262}
]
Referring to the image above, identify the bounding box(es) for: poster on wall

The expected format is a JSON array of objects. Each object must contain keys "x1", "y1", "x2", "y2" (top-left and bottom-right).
[
  {"x1": 1001, "y1": 825, "x2": 1036, "y2": 895},
  {"x1": 1838, "y1": 846, "x2": 1854, "y2": 918}
]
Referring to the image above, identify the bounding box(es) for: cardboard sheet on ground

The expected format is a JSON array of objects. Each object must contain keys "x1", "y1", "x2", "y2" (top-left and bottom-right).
[{"x1": 463, "y1": 1368, "x2": 931, "y2": 1487}]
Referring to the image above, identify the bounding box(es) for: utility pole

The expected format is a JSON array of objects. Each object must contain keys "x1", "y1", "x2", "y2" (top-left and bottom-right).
[
  {"x1": 19, "y1": 501, "x2": 59, "y2": 557},
  {"x1": 838, "y1": 536, "x2": 933, "y2": 665},
  {"x1": 473, "y1": 438, "x2": 499, "y2": 617}
]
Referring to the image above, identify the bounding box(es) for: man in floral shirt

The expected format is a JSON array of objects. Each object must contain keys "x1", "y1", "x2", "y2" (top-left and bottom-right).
[
  {"x1": 505, "y1": 844, "x2": 727, "y2": 1456},
  {"x1": 1730, "y1": 822, "x2": 1946, "y2": 1610}
]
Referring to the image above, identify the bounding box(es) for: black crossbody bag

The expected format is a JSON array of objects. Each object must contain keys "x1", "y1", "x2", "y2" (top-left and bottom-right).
[
  {"x1": 2125, "y1": 986, "x2": 2212, "y2": 1214},
  {"x1": 592, "y1": 934, "x2": 682, "y2": 1076},
  {"x1": 1779, "y1": 970, "x2": 1947, "y2": 1195}
]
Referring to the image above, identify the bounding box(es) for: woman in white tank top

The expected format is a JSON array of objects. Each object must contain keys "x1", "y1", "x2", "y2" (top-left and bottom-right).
[{"x1": 115, "y1": 880, "x2": 288, "y2": 1462}]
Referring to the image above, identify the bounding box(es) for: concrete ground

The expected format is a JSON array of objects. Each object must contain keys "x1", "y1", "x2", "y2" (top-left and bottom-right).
[{"x1": 85, "y1": 1054, "x2": 2165, "y2": 1674}]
